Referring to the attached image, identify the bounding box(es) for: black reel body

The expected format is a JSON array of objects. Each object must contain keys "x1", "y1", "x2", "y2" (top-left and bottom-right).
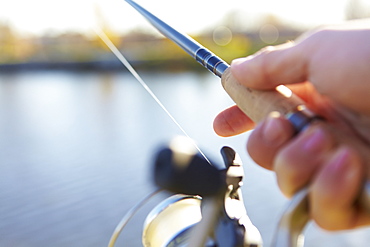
[{"x1": 143, "y1": 137, "x2": 262, "y2": 247}]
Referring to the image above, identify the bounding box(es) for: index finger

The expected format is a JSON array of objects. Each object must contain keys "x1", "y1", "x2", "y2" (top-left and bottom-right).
[{"x1": 231, "y1": 42, "x2": 309, "y2": 90}]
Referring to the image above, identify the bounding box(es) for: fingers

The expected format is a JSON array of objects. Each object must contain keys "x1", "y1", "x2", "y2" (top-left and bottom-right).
[
  {"x1": 248, "y1": 117, "x2": 370, "y2": 230},
  {"x1": 273, "y1": 125, "x2": 335, "y2": 197},
  {"x1": 213, "y1": 105, "x2": 255, "y2": 137},
  {"x1": 230, "y1": 42, "x2": 308, "y2": 90},
  {"x1": 247, "y1": 112, "x2": 295, "y2": 170},
  {"x1": 311, "y1": 147, "x2": 370, "y2": 230}
]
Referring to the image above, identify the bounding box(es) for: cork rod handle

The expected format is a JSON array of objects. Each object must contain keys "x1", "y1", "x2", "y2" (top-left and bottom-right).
[{"x1": 221, "y1": 67, "x2": 305, "y2": 123}]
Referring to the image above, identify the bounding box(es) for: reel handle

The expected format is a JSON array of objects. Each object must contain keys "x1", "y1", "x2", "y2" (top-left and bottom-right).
[{"x1": 154, "y1": 137, "x2": 225, "y2": 197}]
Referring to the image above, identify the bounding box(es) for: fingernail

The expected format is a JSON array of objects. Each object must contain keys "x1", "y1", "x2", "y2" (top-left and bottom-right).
[
  {"x1": 231, "y1": 56, "x2": 254, "y2": 67},
  {"x1": 302, "y1": 127, "x2": 328, "y2": 153},
  {"x1": 262, "y1": 112, "x2": 287, "y2": 146},
  {"x1": 328, "y1": 147, "x2": 360, "y2": 181}
]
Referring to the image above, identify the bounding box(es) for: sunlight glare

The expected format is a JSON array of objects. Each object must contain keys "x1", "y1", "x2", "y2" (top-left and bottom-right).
[
  {"x1": 276, "y1": 85, "x2": 293, "y2": 98},
  {"x1": 0, "y1": 0, "x2": 353, "y2": 35},
  {"x1": 213, "y1": 26, "x2": 233, "y2": 46}
]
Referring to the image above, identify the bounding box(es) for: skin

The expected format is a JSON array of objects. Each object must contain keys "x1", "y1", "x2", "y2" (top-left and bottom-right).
[{"x1": 213, "y1": 19, "x2": 370, "y2": 231}]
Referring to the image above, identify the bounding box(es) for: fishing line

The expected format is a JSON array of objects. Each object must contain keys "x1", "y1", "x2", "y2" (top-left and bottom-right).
[
  {"x1": 107, "y1": 188, "x2": 163, "y2": 247},
  {"x1": 94, "y1": 28, "x2": 211, "y2": 164}
]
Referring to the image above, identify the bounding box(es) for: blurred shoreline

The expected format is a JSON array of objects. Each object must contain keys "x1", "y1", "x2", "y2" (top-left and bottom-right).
[
  {"x1": 0, "y1": 19, "x2": 304, "y2": 72},
  {"x1": 1, "y1": 0, "x2": 368, "y2": 73},
  {"x1": 0, "y1": 58, "x2": 214, "y2": 73}
]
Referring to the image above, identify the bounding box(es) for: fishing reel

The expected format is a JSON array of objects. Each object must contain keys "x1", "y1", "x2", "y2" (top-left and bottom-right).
[
  {"x1": 142, "y1": 136, "x2": 262, "y2": 247},
  {"x1": 109, "y1": 136, "x2": 350, "y2": 247}
]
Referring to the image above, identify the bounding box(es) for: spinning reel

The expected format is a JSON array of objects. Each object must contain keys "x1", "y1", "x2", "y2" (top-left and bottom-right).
[{"x1": 143, "y1": 136, "x2": 262, "y2": 247}]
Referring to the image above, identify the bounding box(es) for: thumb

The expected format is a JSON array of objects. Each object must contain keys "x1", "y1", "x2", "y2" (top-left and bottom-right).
[{"x1": 231, "y1": 42, "x2": 308, "y2": 90}]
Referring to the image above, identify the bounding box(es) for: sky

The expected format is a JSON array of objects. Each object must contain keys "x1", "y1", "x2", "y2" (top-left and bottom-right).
[{"x1": 0, "y1": 0, "x2": 361, "y2": 36}]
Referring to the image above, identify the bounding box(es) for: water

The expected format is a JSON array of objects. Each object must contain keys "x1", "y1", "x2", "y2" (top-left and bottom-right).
[{"x1": 0, "y1": 71, "x2": 369, "y2": 247}]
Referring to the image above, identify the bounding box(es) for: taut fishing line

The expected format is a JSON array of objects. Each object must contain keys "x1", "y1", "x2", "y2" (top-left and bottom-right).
[
  {"x1": 107, "y1": 188, "x2": 163, "y2": 247},
  {"x1": 94, "y1": 28, "x2": 211, "y2": 164}
]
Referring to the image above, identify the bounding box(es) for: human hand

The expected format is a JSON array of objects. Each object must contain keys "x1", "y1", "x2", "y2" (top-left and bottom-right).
[{"x1": 213, "y1": 19, "x2": 370, "y2": 230}]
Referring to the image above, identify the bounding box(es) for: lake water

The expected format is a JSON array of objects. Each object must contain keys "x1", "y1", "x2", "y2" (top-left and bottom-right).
[{"x1": 0, "y1": 71, "x2": 369, "y2": 247}]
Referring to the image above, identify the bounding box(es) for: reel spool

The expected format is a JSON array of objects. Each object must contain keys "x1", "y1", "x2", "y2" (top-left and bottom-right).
[{"x1": 142, "y1": 194, "x2": 202, "y2": 247}]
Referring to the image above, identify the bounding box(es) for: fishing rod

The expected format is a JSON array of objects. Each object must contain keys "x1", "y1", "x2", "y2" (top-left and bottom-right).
[{"x1": 124, "y1": 0, "x2": 316, "y2": 133}]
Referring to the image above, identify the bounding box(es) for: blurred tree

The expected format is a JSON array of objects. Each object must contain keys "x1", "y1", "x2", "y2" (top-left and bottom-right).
[
  {"x1": 0, "y1": 22, "x2": 17, "y2": 63},
  {"x1": 346, "y1": 0, "x2": 370, "y2": 20}
]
